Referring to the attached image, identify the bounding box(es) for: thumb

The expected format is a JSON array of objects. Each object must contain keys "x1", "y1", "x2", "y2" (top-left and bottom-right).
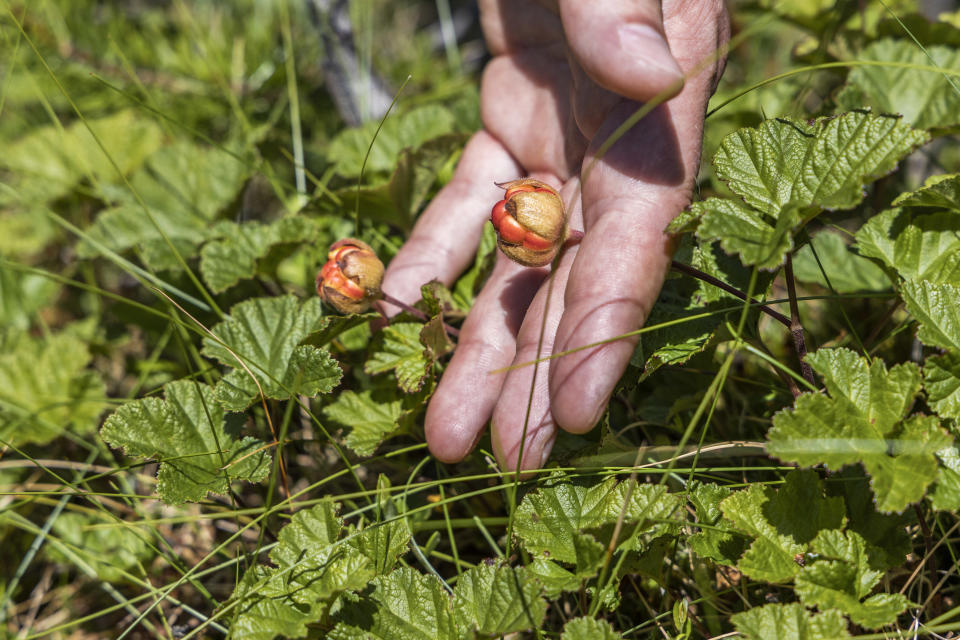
[{"x1": 559, "y1": 0, "x2": 683, "y2": 102}]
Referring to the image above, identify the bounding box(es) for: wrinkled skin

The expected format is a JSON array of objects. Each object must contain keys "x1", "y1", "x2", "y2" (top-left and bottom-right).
[{"x1": 382, "y1": 0, "x2": 730, "y2": 471}]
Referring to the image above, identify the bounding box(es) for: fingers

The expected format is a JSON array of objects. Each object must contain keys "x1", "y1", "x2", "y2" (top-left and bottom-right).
[
  {"x1": 424, "y1": 255, "x2": 549, "y2": 463},
  {"x1": 482, "y1": 50, "x2": 586, "y2": 179},
  {"x1": 558, "y1": 0, "x2": 683, "y2": 103},
  {"x1": 549, "y1": 99, "x2": 707, "y2": 433},
  {"x1": 380, "y1": 131, "x2": 521, "y2": 310}
]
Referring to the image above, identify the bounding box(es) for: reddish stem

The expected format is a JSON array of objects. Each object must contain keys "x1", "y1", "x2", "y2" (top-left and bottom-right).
[{"x1": 380, "y1": 292, "x2": 460, "y2": 339}]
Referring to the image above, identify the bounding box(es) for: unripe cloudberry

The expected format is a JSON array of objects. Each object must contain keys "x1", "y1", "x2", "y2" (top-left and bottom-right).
[
  {"x1": 316, "y1": 238, "x2": 384, "y2": 314},
  {"x1": 490, "y1": 178, "x2": 567, "y2": 267}
]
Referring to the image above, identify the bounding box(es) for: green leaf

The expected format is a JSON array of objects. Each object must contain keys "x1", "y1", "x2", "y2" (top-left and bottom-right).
[
  {"x1": 792, "y1": 232, "x2": 890, "y2": 293},
  {"x1": 713, "y1": 112, "x2": 928, "y2": 215},
  {"x1": 893, "y1": 173, "x2": 960, "y2": 210},
  {"x1": 856, "y1": 208, "x2": 960, "y2": 285},
  {"x1": 346, "y1": 517, "x2": 411, "y2": 576},
  {"x1": 323, "y1": 390, "x2": 404, "y2": 456},
  {"x1": 902, "y1": 279, "x2": 960, "y2": 349},
  {"x1": 202, "y1": 296, "x2": 342, "y2": 409},
  {"x1": 688, "y1": 482, "x2": 748, "y2": 565},
  {"x1": 694, "y1": 198, "x2": 801, "y2": 269},
  {"x1": 924, "y1": 351, "x2": 960, "y2": 420},
  {"x1": 48, "y1": 513, "x2": 150, "y2": 583},
  {"x1": 230, "y1": 566, "x2": 318, "y2": 640},
  {"x1": 327, "y1": 105, "x2": 456, "y2": 177},
  {"x1": 329, "y1": 567, "x2": 458, "y2": 640},
  {"x1": 513, "y1": 476, "x2": 681, "y2": 565},
  {"x1": 932, "y1": 446, "x2": 960, "y2": 510},
  {"x1": 80, "y1": 141, "x2": 249, "y2": 271},
  {"x1": 200, "y1": 217, "x2": 319, "y2": 293},
  {"x1": 311, "y1": 313, "x2": 380, "y2": 347},
  {"x1": 231, "y1": 502, "x2": 375, "y2": 640},
  {"x1": 100, "y1": 380, "x2": 271, "y2": 504},
  {"x1": 365, "y1": 322, "x2": 432, "y2": 393},
  {"x1": 452, "y1": 564, "x2": 548, "y2": 636},
  {"x1": 1, "y1": 110, "x2": 163, "y2": 206},
  {"x1": 808, "y1": 530, "x2": 883, "y2": 598},
  {"x1": 731, "y1": 603, "x2": 851, "y2": 640},
  {"x1": 770, "y1": 348, "x2": 952, "y2": 511},
  {"x1": 452, "y1": 223, "x2": 497, "y2": 310},
  {"x1": 838, "y1": 39, "x2": 960, "y2": 129},
  {"x1": 526, "y1": 558, "x2": 580, "y2": 597},
  {"x1": 560, "y1": 616, "x2": 624, "y2": 640},
  {"x1": 825, "y1": 468, "x2": 912, "y2": 569},
  {"x1": 796, "y1": 559, "x2": 911, "y2": 628},
  {"x1": 0, "y1": 330, "x2": 106, "y2": 445},
  {"x1": 0, "y1": 264, "x2": 60, "y2": 330},
  {"x1": 720, "y1": 471, "x2": 844, "y2": 582}
]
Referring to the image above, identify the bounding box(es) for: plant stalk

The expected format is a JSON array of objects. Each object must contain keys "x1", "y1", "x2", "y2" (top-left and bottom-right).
[
  {"x1": 783, "y1": 254, "x2": 815, "y2": 387},
  {"x1": 380, "y1": 292, "x2": 460, "y2": 339}
]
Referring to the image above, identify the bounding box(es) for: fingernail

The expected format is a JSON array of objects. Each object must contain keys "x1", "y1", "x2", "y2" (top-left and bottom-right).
[{"x1": 617, "y1": 23, "x2": 683, "y2": 78}]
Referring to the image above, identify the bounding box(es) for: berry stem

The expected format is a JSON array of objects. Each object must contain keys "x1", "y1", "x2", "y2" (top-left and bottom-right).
[
  {"x1": 669, "y1": 261, "x2": 791, "y2": 327},
  {"x1": 380, "y1": 292, "x2": 461, "y2": 339}
]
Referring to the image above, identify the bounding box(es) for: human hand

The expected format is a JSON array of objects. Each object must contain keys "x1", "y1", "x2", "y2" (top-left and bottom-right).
[{"x1": 381, "y1": 0, "x2": 730, "y2": 471}]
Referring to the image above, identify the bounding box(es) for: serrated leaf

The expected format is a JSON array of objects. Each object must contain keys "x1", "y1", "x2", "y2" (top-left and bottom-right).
[
  {"x1": 0, "y1": 330, "x2": 106, "y2": 445},
  {"x1": 452, "y1": 564, "x2": 548, "y2": 635},
  {"x1": 231, "y1": 502, "x2": 374, "y2": 640},
  {"x1": 365, "y1": 322, "x2": 432, "y2": 393},
  {"x1": 514, "y1": 476, "x2": 680, "y2": 565},
  {"x1": 694, "y1": 198, "x2": 801, "y2": 269},
  {"x1": 796, "y1": 560, "x2": 911, "y2": 629},
  {"x1": 215, "y1": 345, "x2": 342, "y2": 411},
  {"x1": 714, "y1": 112, "x2": 928, "y2": 215},
  {"x1": 323, "y1": 390, "x2": 404, "y2": 457},
  {"x1": 902, "y1": 279, "x2": 960, "y2": 349},
  {"x1": 720, "y1": 484, "x2": 809, "y2": 582},
  {"x1": 731, "y1": 603, "x2": 851, "y2": 640},
  {"x1": 328, "y1": 567, "x2": 458, "y2": 640},
  {"x1": 202, "y1": 296, "x2": 341, "y2": 409},
  {"x1": 560, "y1": 616, "x2": 624, "y2": 640},
  {"x1": 770, "y1": 349, "x2": 952, "y2": 512},
  {"x1": 792, "y1": 231, "x2": 890, "y2": 293},
  {"x1": 809, "y1": 530, "x2": 883, "y2": 598},
  {"x1": 200, "y1": 217, "x2": 319, "y2": 293},
  {"x1": 100, "y1": 380, "x2": 271, "y2": 504},
  {"x1": 838, "y1": 39, "x2": 960, "y2": 129},
  {"x1": 230, "y1": 565, "x2": 317, "y2": 640},
  {"x1": 893, "y1": 173, "x2": 960, "y2": 209},
  {"x1": 856, "y1": 208, "x2": 960, "y2": 285},
  {"x1": 717, "y1": 471, "x2": 844, "y2": 581},
  {"x1": 80, "y1": 141, "x2": 249, "y2": 271}
]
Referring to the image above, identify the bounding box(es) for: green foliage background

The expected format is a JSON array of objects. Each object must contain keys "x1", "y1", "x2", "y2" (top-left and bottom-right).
[{"x1": 2, "y1": 0, "x2": 960, "y2": 638}]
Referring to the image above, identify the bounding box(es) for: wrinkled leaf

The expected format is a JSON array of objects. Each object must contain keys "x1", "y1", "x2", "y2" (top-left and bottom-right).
[
  {"x1": 100, "y1": 381, "x2": 271, "y2": 504},
  {"x1": 769, "y1": 348, "x2": 952, "y2": 512},
  {"x1": 731, "y1": 603, "x2": 851, "y2": 640},
  {"x1": 202, "y1": 296, "x2": 341, "y2": 409}
]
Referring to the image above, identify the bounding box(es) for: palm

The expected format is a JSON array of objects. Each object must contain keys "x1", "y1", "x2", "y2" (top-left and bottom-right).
[{"x1": 382, "y1": 0, "x2": 728, "y2": 469}]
